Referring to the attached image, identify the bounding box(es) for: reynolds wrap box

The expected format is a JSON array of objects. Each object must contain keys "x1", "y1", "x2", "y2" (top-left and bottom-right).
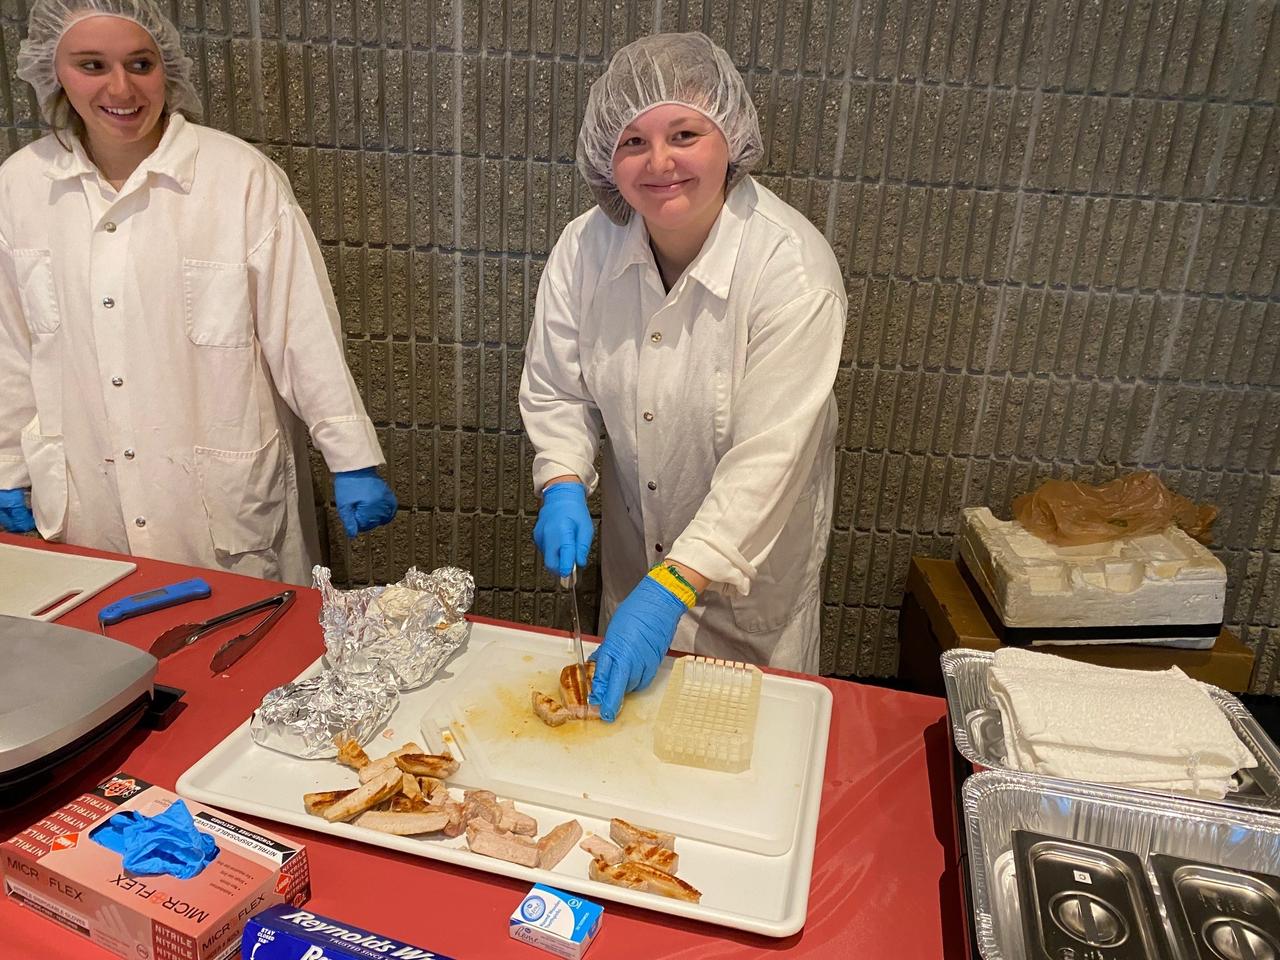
[
  {"x1": 243, "y1": 904, "x2": 458, "y2": 959},
  {"x1": 1, "y1": 772, "x2": 310, "y2": 960}
]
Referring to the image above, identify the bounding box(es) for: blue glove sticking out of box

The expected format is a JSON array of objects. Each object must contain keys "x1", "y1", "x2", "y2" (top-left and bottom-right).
[{"x1": 89, "y1": 800, "x2": 219, "y2": 879}]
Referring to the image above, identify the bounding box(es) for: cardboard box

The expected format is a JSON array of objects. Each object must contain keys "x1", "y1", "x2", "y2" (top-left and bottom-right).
[
  {"x1": 510, "y1": 883, "x2": 603, "y2": 959},
  {"x1": 2, "y1": 772, "x2": 310, "y2": 960}
]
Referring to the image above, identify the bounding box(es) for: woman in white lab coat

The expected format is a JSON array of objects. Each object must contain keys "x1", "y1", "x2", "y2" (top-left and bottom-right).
[
  {"x1": 0, "y1": 0, "x2": 396, "y2": 584},
  {"x1": 520, "y1": 32, "x2": 847, "y2": 720}
]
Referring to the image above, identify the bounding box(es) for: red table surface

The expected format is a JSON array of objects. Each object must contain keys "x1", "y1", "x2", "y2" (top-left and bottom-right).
[{"x1": 0, "y1": 533, "x2": 964, "y2": 959}]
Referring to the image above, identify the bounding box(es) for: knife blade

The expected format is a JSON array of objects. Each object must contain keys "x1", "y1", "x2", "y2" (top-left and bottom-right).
[
  {"x1": 565, "y1": 566, "x2": 588, "y2": 708},
  {"x1": 209, "y1": 589, "x2": 296, "y2": 673}
]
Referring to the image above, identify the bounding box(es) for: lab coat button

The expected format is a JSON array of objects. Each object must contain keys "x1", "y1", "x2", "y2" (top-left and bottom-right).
[
  {"x1": 123, "y1": 448, "x2": 135, "y2": 460},
  {"x1": 111, "y1": 376, "x2": 124, "y2": 386},
  {"x1": 647, "y1": 481, "x2": 657, "y2": 490},
  {"x1": 650, "y1": 332, "x2": 662, "y2": 343},
  {"x1": 102, "y1": 296, "x2": 115, "y2": 308},
  {"x1": 643, "y1": 411, "x2": 654, "y2": 422},
  {"x1": 104, "y1": 221, "x2": 117, "y2": 233},
  {"x1": 655, "y1": 543, "x2": 664, "y2": 552},
  {"x1": 134, "y1": 517, "x2": 146, "y2": 527}
]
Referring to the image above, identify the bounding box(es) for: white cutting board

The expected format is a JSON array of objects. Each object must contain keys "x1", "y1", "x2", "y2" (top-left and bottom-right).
[
  {"x1": 177, "y1": 621, "x2": 834, "y2": 937},
  {"x1": 0, "y1": 542, "x2": 135, "y2": 620},
  {"x1": 417, "y1": 630, "x2": 813, "y2": 856}
]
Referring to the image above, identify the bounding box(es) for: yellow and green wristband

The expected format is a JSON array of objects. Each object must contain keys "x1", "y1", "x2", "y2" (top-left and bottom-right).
[{"x1": 648, "y1": 563, "x2": 698, "y2": 609}]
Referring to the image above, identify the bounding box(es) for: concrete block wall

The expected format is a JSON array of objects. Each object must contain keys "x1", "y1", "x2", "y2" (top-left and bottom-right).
[{"x1": 1, "y1": 1, "x2": 1278, "y2": 688}]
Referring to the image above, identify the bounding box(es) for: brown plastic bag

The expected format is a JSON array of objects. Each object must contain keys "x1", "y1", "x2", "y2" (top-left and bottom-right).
[{"x1": 1011, "y1": 472, "x2": 1217, "y2": 547}]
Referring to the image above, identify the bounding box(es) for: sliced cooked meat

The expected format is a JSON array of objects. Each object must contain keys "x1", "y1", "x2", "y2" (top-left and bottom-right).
[
  {"x1": 395, "y1": 752, "x2": 460, "y2": 778},
  {"x1": 354, "y1": 809, "x2": 450, "y2": 835},
  {"x1": 303, "y1": 788, "x2": 355, "y2": 816},
  {"x1": 589, "y1": 858, "x2": 701, "y2": 903},
  {"x1": 441, "y1": 800, "x2": 466, "y2": 838},
  {"x1": 498, "y1": 799, "x2": 538, "y2": 837},
  {"x1": 323, "y1": 767, "x2": 403, "y2": 822},
  {"x1": 609, "y1": 817, "x2": 675, "y2": 851},
  {"x1": 536, "y1": 819, "x2": 583, "y2": 869},
  {"x1": 624, "y1": 842, "x2": 679, "y2": 874},
  {"x1": 462, "y1": 789, "x2": 503, "y2": 826},
  {"x1": 335, "y1": 739, "x2": 370, "y2": 770},
  {"x1": 356, "y1": 743, "x2": 422, "y2": 783},
  {"x1": 467, "y1": 820, "x2": 539, "y2": 867},
  {"x1": 579, "y1": 833, "x2": 624, "y2": 865},
  {"x1": 389, "y1": 794, "x2": 438, "y2": 814},
  {"x1": 559, "y1": 663, "x2": 600, "y2": 720},
  {"x1": 532, "y1": 690, "x2": 571, "y2": 727},
  {"x1": 401, "y1": 773, "x2": 421, "y2": 799}
]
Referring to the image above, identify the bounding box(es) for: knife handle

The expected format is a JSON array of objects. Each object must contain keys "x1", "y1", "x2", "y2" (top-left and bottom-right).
[{"x1": 99, "y1": 578, "x2": 212, "y2": 627}]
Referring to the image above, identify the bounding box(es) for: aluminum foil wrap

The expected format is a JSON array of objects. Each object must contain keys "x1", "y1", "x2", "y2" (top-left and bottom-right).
[
  {"x1": 249, "y1": 666, "x2": 398, "y2": 759},
  {"x1": 250, "y1": 565, "x2": 475, "y2": 759},
  {"x1": 315, "y1": 564, "x2": 473, "y2": 690}
]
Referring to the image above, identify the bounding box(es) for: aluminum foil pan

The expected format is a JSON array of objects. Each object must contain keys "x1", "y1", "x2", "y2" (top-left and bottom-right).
[
  {"x1": 941, "y1": 648, "x2": 1280, "y2": 810},
  {"x1": 962, "y1": 769, "x2": 1280, "y2": 960}
]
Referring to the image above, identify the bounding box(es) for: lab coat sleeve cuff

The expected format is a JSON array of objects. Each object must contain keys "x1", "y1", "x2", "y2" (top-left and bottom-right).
[
  {"x1": 311, "y1": 416, "x2": 385, "y2": 473},
  {"x1": 668, "y1": 526, "x2": 754, "y2": 596},
  {"x1": 0, "y1": 455, "x2": 30, "y2": 489},
  {"x1": 533, "y1": 453, "x2": 599, "y2": 496}
]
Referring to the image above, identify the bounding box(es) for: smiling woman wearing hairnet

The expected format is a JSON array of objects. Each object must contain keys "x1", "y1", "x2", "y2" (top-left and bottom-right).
[
  {"x1": 0, "y1": 0, "x2": 396, "y2": 582},
  {"x1": 520, "y1": 32, "x2": 847, "y2": 721}
]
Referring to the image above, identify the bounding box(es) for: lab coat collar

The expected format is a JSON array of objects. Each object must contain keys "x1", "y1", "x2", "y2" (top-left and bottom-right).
[
  {"x1": 44, "y1": 113, "x2": 199, "y2": 193},
  {"x1": 606, "y1": 177, "x2": 755, "y2": 300}
]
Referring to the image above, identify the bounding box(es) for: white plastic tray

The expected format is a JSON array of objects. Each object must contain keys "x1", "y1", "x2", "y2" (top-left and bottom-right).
[{"x1": 177, "y1": 621, "x2": 833, "y2": 937}]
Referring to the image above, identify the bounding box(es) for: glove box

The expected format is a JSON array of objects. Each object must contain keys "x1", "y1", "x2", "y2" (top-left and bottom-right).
[{"x1": 0, "y1": 615, "x2": 157, "y2": 809}]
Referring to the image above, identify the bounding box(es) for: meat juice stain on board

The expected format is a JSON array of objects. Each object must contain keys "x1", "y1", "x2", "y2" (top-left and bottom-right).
[{"x1": 461, "y1": 670, "x2": 660, "y2": 747}]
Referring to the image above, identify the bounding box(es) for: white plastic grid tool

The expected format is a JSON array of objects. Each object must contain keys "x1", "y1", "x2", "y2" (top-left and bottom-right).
[{"x1": 653, "y1": 656, "x2": 763, "y2": 773}]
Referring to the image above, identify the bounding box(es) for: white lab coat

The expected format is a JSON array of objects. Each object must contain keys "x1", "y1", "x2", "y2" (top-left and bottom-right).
[
  {"x1": 520, "y1": 178, "x2": 846, "y2": 673},
  {"x1": 0, "y1": 116, "x2": 383, "y2": 584}
]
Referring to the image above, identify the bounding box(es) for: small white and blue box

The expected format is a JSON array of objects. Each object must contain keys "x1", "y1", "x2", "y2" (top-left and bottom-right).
[{"x1": 509, "y1": 884, "x2": 603, "y2": 959}]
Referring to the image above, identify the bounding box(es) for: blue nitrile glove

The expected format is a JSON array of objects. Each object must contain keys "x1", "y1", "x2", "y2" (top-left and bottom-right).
[
  {"x1": 88, "y1": 800, "x2": 219, "y2": 880},
  {"x1": 532, "y1": 481, "x2": 593, "y2": 579},
  {"x1": 333, "y1": 467, "x2": 397, "y2": 538},
  {"x1": 0, "y1": 488, "x2": 35, "y2": 533},
  {"x1": 589, "y1": 574, "x2": 688, "y2": 722}
]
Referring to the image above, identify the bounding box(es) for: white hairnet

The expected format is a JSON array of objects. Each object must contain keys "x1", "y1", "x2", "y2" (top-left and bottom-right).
[
  {"x1": 577, "y1": 31, "x2": 763, "y2": 225},
  {"x1": 16, "y1": 0, "x2": 202, "y2": 126}
]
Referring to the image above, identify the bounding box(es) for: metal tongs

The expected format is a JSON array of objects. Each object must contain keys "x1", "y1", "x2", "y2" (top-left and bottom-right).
[
  {"x1": 149, "y1": 589, "x2": 295, "y2": 672},
  {"x1": 560, "y1": 565, "x2": 588, "y2": 716}
]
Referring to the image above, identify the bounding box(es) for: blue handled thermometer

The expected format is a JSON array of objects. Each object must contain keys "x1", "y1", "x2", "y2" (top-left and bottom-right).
[{"x1": 98, "y1": 578, "x2": 212, "y2": 631}]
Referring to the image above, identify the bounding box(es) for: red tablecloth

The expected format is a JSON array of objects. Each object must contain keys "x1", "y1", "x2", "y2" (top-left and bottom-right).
[{"x1": 0, "y1": 534, "x2": 963, "y2": 958}]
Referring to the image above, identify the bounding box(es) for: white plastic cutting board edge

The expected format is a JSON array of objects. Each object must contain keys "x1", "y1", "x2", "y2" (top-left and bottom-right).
[
  {"x1": 177, "y1": 621, "x2": 834, "y2": 937},
  {"x1": 0, "y1": 542, "x2": 136, "y2": 621}
]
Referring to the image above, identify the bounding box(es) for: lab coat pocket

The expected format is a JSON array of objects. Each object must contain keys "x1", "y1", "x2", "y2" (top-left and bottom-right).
[
  {"x1": 728, "y1": 490, "x2": 822, "y2": 634},
  {"x1": 182, "y1": 259, "x2": 253, "y2": 348},
  {"x1": 12, "y1": 250, "x2": 61, "y2": 336},
  {"x1": 193, "y1": 431, "x2": 287, "y2": 556},
  {"x1": 19, "y1": 420, "x2": 68, "y2": 539}
]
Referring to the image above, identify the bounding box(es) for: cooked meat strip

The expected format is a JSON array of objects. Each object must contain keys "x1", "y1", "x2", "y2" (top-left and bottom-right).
[
  {"x1": 389, "y1": 794, "x2": 438, "y2": 814},
  {"x1": 335, "y1": 739, "x2": 370, "y2": 770},
  {"x1": 623, "y1": 842, "x2": 679, "y2": 874},
  {"x1": 395, "y1": 752, "x2": 460, "y2": 778},
  {"x1": 401, "y1": 773, "x2": 421, "y2": 799},
  {"x1": 589, "y1": 858, "x2": 701, "y2": 903},
  {"x1": 356, "y1": 743, "x2": 422, "y2": 783},
  {"x1": 532, "y1": 690, "x2": 571, "y2": 727},
  {"x1": 609, "y1": 817, "x2": 675, "y2": 851},
  {"x1": 466, "y1": 820, "x2": 539, "y2": 867},
  {"x1": 354, "y1": 810, "x2": 450, "y2": 835},
  {"x1": 559, "y1": 663, "x2": 600, "y2": 720},
  {"x1": 536, "y1": 819, "x2": 583, "y2": 869},
  {"x1": 303, "y1": 788, "x2": 355, "y2": 816},
  {"x1": 323, "y1": 767, "x2": 403, "y2": 822},
  {"x1": 579, "y1": 833, "x2": 624, "y2": 865},
  {"x1": 498, "y1": 799, "x2": 538, "y2": 837},
  {"x1": 441, "y1": 800, "x2": 466, "y2": 838},
  {"x1": 462, "y1": 789, "x2": 503, "y2": 826}
]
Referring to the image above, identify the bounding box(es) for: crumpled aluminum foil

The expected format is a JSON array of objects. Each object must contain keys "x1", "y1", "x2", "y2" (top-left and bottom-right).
[
  {"x1": 249, "y1": 666, "x2": 399, "y2": 759},
  {"x1": 315, "y1": 564, "x2": 473, "y2": 689},
  {"x1": 250, "y1": 564, "x2": 476, "y2": 759}
]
